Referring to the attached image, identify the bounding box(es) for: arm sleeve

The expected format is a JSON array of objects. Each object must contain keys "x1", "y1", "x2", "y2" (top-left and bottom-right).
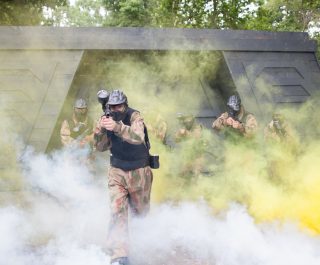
[
  {"x1": 93, "y1": 119, "x2": 111, "y2": 152},
  {"x1": 212, "y1": 112, "x2": 228, "y2": 131},
  {"x1": 60, "y1": 120, "x2": 73, "y2": 146},
  {"x1": 244, "y1": 114, "x2": 258, "y2": 137},
  {"x1": 114, "y1": 111, "x2": 145, "y2": 145},
  {"x1": 95, "y1": 133, "x2": 111, "y2": 152}
]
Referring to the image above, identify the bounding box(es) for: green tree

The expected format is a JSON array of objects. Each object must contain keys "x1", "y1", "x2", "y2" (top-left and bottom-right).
[
  {"x1": 49, "y1": 0, "x2": 107, "y2": 26},
  {"x1": 151, "y1": 0, "x2": 262, "y2": 29},
  {"x1": 150, "y1": 0, "x2": 183, "y2": 27},
  {"x1": 245, "y1": 0, "x2": 320, "y2": 32},
  {"x1": 217, "y1": 0, "x2": 262, "y2": 29},
  {"x1": 0, "y1": 0, "x2": 66, "y2": 25},
  {"x1": 244, "y1": 0, "x2": 320, "y2": 56},
  {"x1": 103, "y1": 0, "x2": 151, "y2": 26}
]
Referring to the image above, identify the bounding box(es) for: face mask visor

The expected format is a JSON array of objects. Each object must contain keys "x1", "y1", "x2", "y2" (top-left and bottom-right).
[
  {"x1": 74, "y1": 108, "x2": 88, "y2": 122},
  {"x1": 109, "y1": 104, "x2": 127, "y2": 122}
]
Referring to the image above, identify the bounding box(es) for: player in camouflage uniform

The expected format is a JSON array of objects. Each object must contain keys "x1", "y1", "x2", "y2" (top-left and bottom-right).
[
  {"x1": 94, "y1": 90, "x2": 153, "y2": 265},
  {"x1": 174, "y1": 113, "x2": 202, "y2": 143},
  {"x1": 264, "y1": 112, "x2": 299, "y2": 182},
  {"x1": 212, "y1": 94, "x2": 258, "y2": 138},
  {"x1": 173, "y1": 113, "x2": 207, "y2": 178},
  {"x1": 60, "y1": 98, "x2": 94, "y2": 148},
  {"x1": 264, "y1": 113, "x2": 295, "y2": 143},
  {"x1": 148, "y1": 113, "x2": 168, "y2": 144}
]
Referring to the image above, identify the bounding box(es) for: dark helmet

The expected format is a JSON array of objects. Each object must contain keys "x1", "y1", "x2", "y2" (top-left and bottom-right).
[
  {"x1": 74, "y1": 98, "x2": 87, "y2": 109},
  {"x1": 107, "y1": 89, "x2": 128, "y2": 106},
  {"x1": 73, "y1": 98, "x2": 88, "y2": 122},
  {"x1": 227, "y1": 94, "x2": 241, "y2": 112}
]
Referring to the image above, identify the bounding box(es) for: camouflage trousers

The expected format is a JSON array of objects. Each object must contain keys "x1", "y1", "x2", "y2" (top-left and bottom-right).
[{"x1": 106, "y1": 165, "x2": 153, "y2": 260}]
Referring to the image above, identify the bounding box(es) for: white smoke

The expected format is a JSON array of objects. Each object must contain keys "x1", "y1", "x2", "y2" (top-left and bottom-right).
[
  {"x1": 131, "y1": 203, "x2": 320, "y2": 265},
  {"x1": 0, "y1": 145, "x2": 110, "y2": 265},
  {"x1": 0, "y1": 144, "x2": 320, "y2": 265}
]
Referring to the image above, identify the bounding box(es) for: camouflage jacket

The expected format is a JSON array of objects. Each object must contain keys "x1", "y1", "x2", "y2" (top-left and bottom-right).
[
  {"x1": 60, "y1": 115, "x2": 94, "y2": 147},
  {"x1": 95, "y1": 111, "x2": 146, "y2": 152},
  {"x1": 148, "y1": 114, "x2": 168, "y2": 143},
  {"x1": 212, "y1": 107, "x2": 258, "y2": 137},
  {"x1": 264, "y1": 120, "x2": 294, "y2": 143},
  {"x1": 175, "y1": 124, "x2": 203, "y2": 142}
]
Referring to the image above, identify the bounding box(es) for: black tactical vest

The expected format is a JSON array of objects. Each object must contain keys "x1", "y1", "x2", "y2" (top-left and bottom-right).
[{"x1": 109, "y1": 107, "x2": 150, "y2": 171}]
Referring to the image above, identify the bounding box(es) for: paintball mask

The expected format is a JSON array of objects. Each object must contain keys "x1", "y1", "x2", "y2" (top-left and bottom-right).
[
  {"x1": 74, "y1": 107, "x2": 88, "y2": 122},
  {"x1": 109, "y1": 104, "x2": 127, "y2": 121},
  {"x1": 108, "y1": 90, "x2": 128, "y2": 121},
  {"x1": 227, "y1": 94, "x2": 241, "y2": 118},
  {"x1": 177, "y1": 113, "x2": 195, "y2": 130},
  {"x1": 272, "y1": 113, "x2": 285, "y2": 131}
]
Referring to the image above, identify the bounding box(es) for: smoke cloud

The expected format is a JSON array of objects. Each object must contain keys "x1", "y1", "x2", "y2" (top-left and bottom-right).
[
  {"x1": 90, "y1": 51, "x2": 320, "y2": 233},
  {"x1": 1, "y1": 147, "x2": 320, "y2": 265},
  {"x1": 1, "y1": 50, "x2": 320, "y2": 264}
]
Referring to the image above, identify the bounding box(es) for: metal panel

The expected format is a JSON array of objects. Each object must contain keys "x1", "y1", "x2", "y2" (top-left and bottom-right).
[
  {"x1": 223, "y1": 51, "x2": 320, "y2": 117},
  {"x1": 0, "y1": 50, "x2": 83, "y2": 153},
  {"x1": 0, "y1": 27, "x2": 319, "y2": 153},
  {"x1": 0, "y1": 27, "x2": 316, "y2": 52}
]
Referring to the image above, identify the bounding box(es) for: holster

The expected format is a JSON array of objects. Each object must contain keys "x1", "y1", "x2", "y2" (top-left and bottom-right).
[{"x1": 149, "y1": 154, "x2": 160, "y2": 169}]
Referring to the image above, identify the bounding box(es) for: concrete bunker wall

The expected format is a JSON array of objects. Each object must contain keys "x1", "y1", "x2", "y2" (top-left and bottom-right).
[
  {"x1": 46, "y1": 50, "x2": 228, "y2": 151},
  {"x1": 47, "y1": 48, "x2": 320, "y2": 151},
  {"x1": 0, "y1": 50, "x2": 83, "y2": 152},
  {"x1": 0, "y1": 27, "x2": 319, "y2": 155}
]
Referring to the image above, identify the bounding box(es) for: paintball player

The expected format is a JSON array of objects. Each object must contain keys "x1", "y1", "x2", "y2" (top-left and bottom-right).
[
  {"x1": 264, "y1": 113, "x2": 295, "y2": 143},
  {"x1": 60, "y1": 98, "x2": 94, "y2": 148},
  {"x1": 94, "y1": 89, "x2": 153, "y2": 265},
  {"x1": 264, "y1": 112, "x2": 299, "y2": 182},
  {"x1": 174, "y1": 113, "x2": 202, "y2": 142},
  {"x1": 212, "y1": 94, "x2": 257, "y2": 138},
  {"x1": 148, "y1": 113, "x2": 168, "y2": 144},
  {"x1": 173, "y1": 113, "x2": 207, "y2": 178}
]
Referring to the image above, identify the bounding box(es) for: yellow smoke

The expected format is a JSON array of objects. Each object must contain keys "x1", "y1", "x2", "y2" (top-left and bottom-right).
[
  {"x1": 93, "y1": 51, "x2": 320, "y2": 233},
  {"x1": 2, "y1": 49, "x2": 320, "y2": 234}
]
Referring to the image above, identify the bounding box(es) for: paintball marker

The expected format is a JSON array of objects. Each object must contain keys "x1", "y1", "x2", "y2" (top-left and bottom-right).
[
  {"x1": 69, "y1": 126, "x2": 92, "y2": 148},
  {"x1": 97, "y1": 89, "x2": 111, "y2": 118},
  {"x1": 75, "y1": 128, "x2": 90, "y2": 142},
  {"x1": 103, "y1": 105, "x2": 112, "y2": 118},
  {"x1": 226, "y1": 108, "x2": 245, "y2": 132},
  {"x1": 73, "y1": 122, "x2": 86, "y2": 133}
]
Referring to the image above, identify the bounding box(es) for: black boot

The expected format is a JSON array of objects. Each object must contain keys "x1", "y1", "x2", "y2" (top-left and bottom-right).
[{"x1": 110, "y1": 257, "x2": 129, "y2": 265}]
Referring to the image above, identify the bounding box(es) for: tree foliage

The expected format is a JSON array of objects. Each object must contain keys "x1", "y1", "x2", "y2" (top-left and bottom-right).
[
  {"x1": 0, "y1": 0, "x2": 66, "y2": 25},
  {"x1": 103, "y1": 0, "x2": 151, "y2": 26},
  {"x1": 114, "y1": 0, "x2": 262, "y2": 29},
  {"x1": 245, "y1": 0, "x2": 320, "y2": 55},
  {"x1": 1, "y1": 0, "x2": 320, "y2": 42},
  {"x1": 48, "y1": 0, "x2": 106, "y2": 26},
  {"x1": 245, "y1": 0, "x2": 320, "y2": 32}
]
